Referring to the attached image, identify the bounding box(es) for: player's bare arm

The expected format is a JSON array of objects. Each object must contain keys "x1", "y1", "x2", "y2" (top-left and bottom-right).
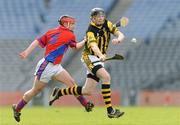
[
  {"x1": 112, "y1": 31, "x2": 125, "y2": 45},
  {"x1": 111, "y1": 17, "x2": 128, "y2": 45},
  {"x1": 89, "y1": 42, "x2": 106, "y2": 61},
  {"x1": 76, "y1": 38, "x2": 86, "y2": 49},
  {"x1": 19, "y1": 40, "x2": 39, "y2": 59}
]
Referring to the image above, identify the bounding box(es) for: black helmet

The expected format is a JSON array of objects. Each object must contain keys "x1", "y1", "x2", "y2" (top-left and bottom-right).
[{"x1": 90, "y1": 8, "x2": 105, "y2": 17}]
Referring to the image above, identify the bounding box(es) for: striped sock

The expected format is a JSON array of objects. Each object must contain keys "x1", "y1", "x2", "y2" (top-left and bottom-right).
[
  {"x1": 16, "y1": 99, "x2": 27, "y2": 112},
  {"x1": 58, "y1": 86, "x2": 82, "y2": 96},
  {"x1": 76, "y1": 95, "x2": 88, "y2": 107},
  {"x1": 101, "y1": 84, "x2": 113, "y2": 113}
]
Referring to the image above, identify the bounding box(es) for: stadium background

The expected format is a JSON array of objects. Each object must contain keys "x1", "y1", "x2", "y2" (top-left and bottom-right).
[{"x1": 0, "y1": 0, "x2": 180, "y2": 108}]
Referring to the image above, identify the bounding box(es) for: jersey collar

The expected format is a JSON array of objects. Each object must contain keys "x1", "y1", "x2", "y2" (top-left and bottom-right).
[
  {"x1": 58, "y1": 26, "x2": 70, "y2": 31},
  {"x1": 90, "y1": 21, "x2": 103, "y2": 29}
]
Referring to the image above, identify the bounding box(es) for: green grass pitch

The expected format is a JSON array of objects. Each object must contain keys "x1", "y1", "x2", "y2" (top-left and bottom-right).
[{"x1": 0, "y1": 106, "x2": 180, "y2": 125}]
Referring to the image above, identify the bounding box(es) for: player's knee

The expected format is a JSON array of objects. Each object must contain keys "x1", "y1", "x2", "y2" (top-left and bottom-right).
[{"x1": 101, "y1": 73, "x2": 111, "y2": 83}]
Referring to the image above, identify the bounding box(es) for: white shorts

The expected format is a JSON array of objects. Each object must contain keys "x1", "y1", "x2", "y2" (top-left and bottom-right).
[
  {"x1": 34, "y1": 58, "x2": 65, "y2": 83},
  {"x1": 81, "y1": 55, "x2": 104, "y2": 75}
]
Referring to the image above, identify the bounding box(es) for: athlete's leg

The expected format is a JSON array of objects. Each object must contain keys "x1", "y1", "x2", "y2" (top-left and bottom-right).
[
  {"x1": 51, "y1": 73, "x2": 98, "y2": 97},
  {"x1": 49, "y1": 65, "x2": 99, "y2": 106},
  {"x1": 23, "y1": 77, "x2": 47, "y2": 103},
  {"x1": 52, "y1": 70, "x2": 94, "y2": 112},
  {"x1": 49, "y1": 73, "x2": 98, "y2": 105},
  {"x1": 96, "y1": 68, "x2": 112, "y2": 111},
  {"x1": 13, "y1": 76, "x2": 47, "y2": 122},
  {"x1": 53, "y1": 69, "x2": 76, "y2": 87},
  {"x1": 82, "y1": 77, "x2": 98, "y2": 95},
  {"x1": 96, "y1": 68, "x2": 124, "y2": 118},
  {"x1": 16, "y1": 76, "x2": 47, "y2": 111}
]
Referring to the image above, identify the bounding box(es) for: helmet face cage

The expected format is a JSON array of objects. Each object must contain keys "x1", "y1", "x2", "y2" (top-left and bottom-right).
[
  {"x1": 58, "y1": 15, "x2": 75, "y2": 25},
  {"x1": 90, "y1": 8, "x2": 105, "y2": 17}
]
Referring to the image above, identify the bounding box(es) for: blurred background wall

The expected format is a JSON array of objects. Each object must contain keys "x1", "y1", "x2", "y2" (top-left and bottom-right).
[{"x1": 0, "y1": 0, "x2": 180, "y2": 107}]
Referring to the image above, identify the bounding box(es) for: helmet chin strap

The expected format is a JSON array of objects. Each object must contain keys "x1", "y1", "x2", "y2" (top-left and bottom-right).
[
  {"x1": 63, "y1": 22, "x2": 71, "y2": 29},
  {"x1": 67, "y1": 22, "x2": 70, "y2": 29},
  {"x1": 66, "y1": 22, "x2": 74, "y2": 31}
]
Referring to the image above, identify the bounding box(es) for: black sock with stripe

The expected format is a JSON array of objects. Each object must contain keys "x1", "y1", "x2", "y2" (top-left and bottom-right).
[
  {"x1": 58, "y1": 86, "x2": 82, "y2": 96},
  {"x1": 101, "y1": 84, "x2": 113, "y2": 113}
]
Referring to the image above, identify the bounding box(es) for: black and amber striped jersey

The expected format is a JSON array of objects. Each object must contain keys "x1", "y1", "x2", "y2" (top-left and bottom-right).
[{"x1": 83, "y1": 20, "x2": 119, "y2": 55}]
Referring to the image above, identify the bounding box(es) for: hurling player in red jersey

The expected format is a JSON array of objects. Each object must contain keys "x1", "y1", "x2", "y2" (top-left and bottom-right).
[{"x1": 12, "y1": 15, "x2": 94, "y2": 122}]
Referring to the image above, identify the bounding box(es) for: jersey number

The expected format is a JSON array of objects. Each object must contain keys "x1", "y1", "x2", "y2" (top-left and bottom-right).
[{"x1": 49, "y1": 33, "x2": 60, "y2": 44}]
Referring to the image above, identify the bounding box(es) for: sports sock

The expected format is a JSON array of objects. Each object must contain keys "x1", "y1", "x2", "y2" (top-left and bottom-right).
[
  {"x1": 101, "y1": 84, "x2": 113, "y2": 113},
  {"x1": 58, "y1": 86, "x2": 82, "y2": 96},
  {"x1": 16, "y1": 99, "x2": 27, "y2": 112},
  {"x1": 76, "y1": 95, "x2": 88, "y2": 107}
]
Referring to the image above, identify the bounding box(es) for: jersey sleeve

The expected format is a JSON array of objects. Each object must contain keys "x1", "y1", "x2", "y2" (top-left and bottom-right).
[
  {"x1": 36, "y1": 33, "x2": 47, "y2": 48},
  {"x1": 69, "y1": 34, "x2": 77, "y2": 48},
  {"x1": 86, "y1": 31, "x2": 97, "y2": 48},
  {"x1": 107, "y1": 21, "x2": 119, "y2": 34},
  {"x1": 69, "y1": 40, "x2": 77, "y2": 48}
]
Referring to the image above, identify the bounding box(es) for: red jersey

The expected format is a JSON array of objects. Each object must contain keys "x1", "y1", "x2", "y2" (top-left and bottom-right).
[{"x1": 37, "y1": 26, "x2": 77, "y2": 64}]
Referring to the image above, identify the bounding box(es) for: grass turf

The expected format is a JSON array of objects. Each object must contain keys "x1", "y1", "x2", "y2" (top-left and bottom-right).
[{"x1": 0, "y1": 106, "x2": 180, "y2": 125}]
